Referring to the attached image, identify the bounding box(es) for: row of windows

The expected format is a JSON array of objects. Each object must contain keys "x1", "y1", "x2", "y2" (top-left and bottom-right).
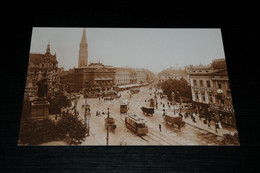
[
  {"x1": 193, "y1": 80, "x2": 230, "y2": 90},
  {"x1": 27, "y1": 75, "x2": 57, "y2": 81},
  {"x1": 194, "y1": 92, "x2": 213, "y2": 103},
  {"x1": 193, "y1": 80, "x2": 211, "y2": 88},
  {"x1": 116, "y1": 79, "x2": 130, "y2": 83},
  {"x1": 28, "y1": 69, "x2": 57, "y2": 75},
  {"x1": 29, "y1": 63, "x2": 56, "y2": 68},
  {"x1": 95, "y1": 80, "x2": 113, "y2": 85}
]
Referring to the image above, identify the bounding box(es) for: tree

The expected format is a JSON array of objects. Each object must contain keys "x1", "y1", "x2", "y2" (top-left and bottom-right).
[
  {"x1": 56, "y1": 113, "x2": 87, "y2": 144},
  {"x1": 160, "y1": 78, "x2": 192, "y2": 102},
  {"x1": 48, "y1": 91, "x2": 71, "y2": 114},
  {"x1": 18, "y1": 118, "x2": 57, "y2": 145}
]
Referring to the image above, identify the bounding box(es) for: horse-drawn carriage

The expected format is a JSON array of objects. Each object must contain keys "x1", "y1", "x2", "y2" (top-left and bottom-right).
[
  {"x1": 105, "y1": 117, "x2": 117, "y2": 130},
  {"x1": 162, "y1": 113, "x2": 185, "y2": 129},
  {"x1": 140, "y1": 98, "x2": 155, "y2": 116},
  {"x1": 140, "y1": 106, "x2": 154, "y2": 116}
]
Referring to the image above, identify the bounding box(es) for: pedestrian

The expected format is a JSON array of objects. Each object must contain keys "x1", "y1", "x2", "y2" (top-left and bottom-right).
[
  {"x1": 96, "y1": 110, "x2": 98, "y2": 116},
  {"x1": 193, "y1": 116, "x2": 196, "y2": 123},
  {"x1": 159, "y1": 124, "x2": 161, "y2": 132},
  {"x1": 55, "y1": 114, "x2": 57, "y2": 120},
  {"x1": 208, "y1": 119, "x2": 211, "y2": 129}
]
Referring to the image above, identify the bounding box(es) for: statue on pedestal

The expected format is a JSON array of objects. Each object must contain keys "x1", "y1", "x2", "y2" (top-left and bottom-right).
[
  {"x1": 36, "y1": 78, "x2": 48, "y2": 98},
  {"x1": 31, "y1": 73, "x2": 50, "y2": 119}
]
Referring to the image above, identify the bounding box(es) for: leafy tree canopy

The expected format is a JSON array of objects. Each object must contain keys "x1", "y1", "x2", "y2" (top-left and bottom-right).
[{"x1": 160, "y1": 78, "x2": 191, "y2": 102}]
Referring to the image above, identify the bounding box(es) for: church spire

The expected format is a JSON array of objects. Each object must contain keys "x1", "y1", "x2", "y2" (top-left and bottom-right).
[
  {"x1": 45, "y1": 41, "x2": 51, "y2": 55},
  {"x1": 78, "y1": 28, "x2": 88, "y2": 67}
]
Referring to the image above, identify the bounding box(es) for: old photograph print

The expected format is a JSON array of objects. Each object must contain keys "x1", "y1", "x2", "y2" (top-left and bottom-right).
[{"x1": 18, "y1": 28, "x2": 239, "y2": 146}]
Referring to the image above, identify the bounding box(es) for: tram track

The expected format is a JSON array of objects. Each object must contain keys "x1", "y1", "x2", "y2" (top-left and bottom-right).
[
  {"x1": 127, "y1": 87, "x2": 184, "y2": 145},
  {"x1": 78, "y1": 87, "x2": 225, "y2": 145},
  {"x1": 89, "y1": 94, "x2": 172, "y2": 145},
  {"x1": 128, "y1": 86, "x2": 151, "y2": 115},
  {"x1": 78, "y1": 86, "x2": 183, "y2": 145},
  {"x1": 87, "y1": 99, "x2": 153, "y2": 145}
]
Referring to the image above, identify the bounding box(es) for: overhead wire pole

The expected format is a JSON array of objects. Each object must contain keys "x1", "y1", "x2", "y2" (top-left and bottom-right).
[
  {"x1": 106, "y1": 108, "x2": 110, "y2": 146},
  {"x1": 84, "y1": 94, "x2": 90, "y2": 136}
]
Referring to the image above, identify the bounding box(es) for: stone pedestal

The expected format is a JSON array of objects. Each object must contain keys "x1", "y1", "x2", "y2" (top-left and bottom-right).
[{"x1": 31, "y1": 97, "x2": 50, "y2": 120}]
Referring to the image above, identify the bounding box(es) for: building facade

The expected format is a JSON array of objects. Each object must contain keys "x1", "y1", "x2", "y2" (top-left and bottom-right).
[
  {"x1": 158, "y1": 67, "x2": 189, "y2": 83},
  {"x1": 63, "y1": 63, "x2": 116, "y2": 92},
  {"x1": 188, "y1": 59, "x2": 236, "y2": 127},
  {"x1": 115, "y1": 68, "x2": 132, "y2": 85},
  {"x1": 188, "y1": 64, "x2": 214, "y2": 105},
  {"x1": 25, "y1": 43, "x2": 58, "y2": 99}
]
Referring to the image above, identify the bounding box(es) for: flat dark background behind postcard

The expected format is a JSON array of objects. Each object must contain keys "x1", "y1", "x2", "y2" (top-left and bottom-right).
[{"x1": 1, "y1": 2, "x2": 258, "y2": 173}]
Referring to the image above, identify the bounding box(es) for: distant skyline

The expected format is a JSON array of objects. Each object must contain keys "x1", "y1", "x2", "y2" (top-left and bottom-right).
[{"x1": 30, "y1": 28, "x2": 226, "y2": 73}]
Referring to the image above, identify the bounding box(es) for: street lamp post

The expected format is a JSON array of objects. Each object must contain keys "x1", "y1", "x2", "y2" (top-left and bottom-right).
[
  {"x1": 106, "y1": 108, "x2": 110, "y2": 146},
  {"x1": 229, "y1": 116, "x2": 232, "y2": 135},
  {"x1": 84, "y1": 95, "x2": 90, "y2": 136}
]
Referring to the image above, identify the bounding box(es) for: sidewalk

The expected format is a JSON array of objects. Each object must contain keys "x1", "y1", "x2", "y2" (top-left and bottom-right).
[
  {"x1": 155, "y1": 99, "x2": 238, "y2": 137},
  {"x1": 182, "y1": 116, "x2": 237, "y2": 137}
]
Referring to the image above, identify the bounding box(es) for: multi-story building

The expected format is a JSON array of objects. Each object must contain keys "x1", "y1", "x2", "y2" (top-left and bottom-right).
[
  {"x1": 62, "y1": 63, "x2": 116, "y2": 92},
  {"x1": 135, "y1": 69, "x2": 148, "y2": 84},
  {"x1": 114, "y1": 67, "x2": 154, "y2": 86},
  {"x1": 25, "y1": 43, "x2": 58, "y2": 99},
  {"x1": 188, "y1": 58, "x2": 236, "y2": 127},
  {"x1": 188, "y1": 64, "x2": 214, "y2": 106},
  {"x1": 158, "y1": 67, "x2": 189, "y2": 83},
  {"x1": 115, "y1": 68, "x2": 132, "y2": 85}
]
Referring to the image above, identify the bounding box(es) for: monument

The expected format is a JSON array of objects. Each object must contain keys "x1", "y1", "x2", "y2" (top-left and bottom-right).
[{"x1": 31, "y1": 75, "x2": 50, "y2": 120}]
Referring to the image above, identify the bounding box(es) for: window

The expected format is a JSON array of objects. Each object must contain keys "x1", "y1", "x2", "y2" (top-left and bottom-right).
[
  {"x1": 195, "y1": 92, "x2": 199, "y2": 100},
  {"x1": 207, "y1": 81, "x2": 211, "y2": 87},
  {"x1": 193, "y1": 80, "x2": 197, "y2": 86},
  {"x1": 202, "y1": 93, "x2": 205, "y2": 101},
  {"x1": 209, "y1": 94, "x2": 213, "y2": 103},
  {"x1": 218, "y1": 82, "x2": 222, "y2": 89},
  {"x1": 200, "y1": 80, "x2": 203, "y2": 87}
]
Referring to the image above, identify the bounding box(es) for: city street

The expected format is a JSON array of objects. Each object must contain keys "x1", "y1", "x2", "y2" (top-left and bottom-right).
[
  {"x1": 75, "y1": 86, "x2": 226, "y2": 145},
  {"x1": 19, "y1": 28, "x2": 239, "y2": 146}
]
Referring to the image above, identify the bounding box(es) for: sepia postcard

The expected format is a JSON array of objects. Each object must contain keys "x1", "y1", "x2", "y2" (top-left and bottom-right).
[{"x1": 18, "y1": 27, "x2": 239, "y2": 146}]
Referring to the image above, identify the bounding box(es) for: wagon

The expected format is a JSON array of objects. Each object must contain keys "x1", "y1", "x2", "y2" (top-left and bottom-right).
[
  {"x1": 162, "y1": 114, "x2": 185, "y2": 129},
  {"x1": 140, "y1": 106, "x2": 154, "y2": 116},
  {"x1": 105, "y1": 117, "x2": 117, "y2": 129}
]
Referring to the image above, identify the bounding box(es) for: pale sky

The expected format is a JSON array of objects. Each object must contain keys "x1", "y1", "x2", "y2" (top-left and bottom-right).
[{"x1": 30, "y1": 27, "x2": 226, "y2": 73}]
